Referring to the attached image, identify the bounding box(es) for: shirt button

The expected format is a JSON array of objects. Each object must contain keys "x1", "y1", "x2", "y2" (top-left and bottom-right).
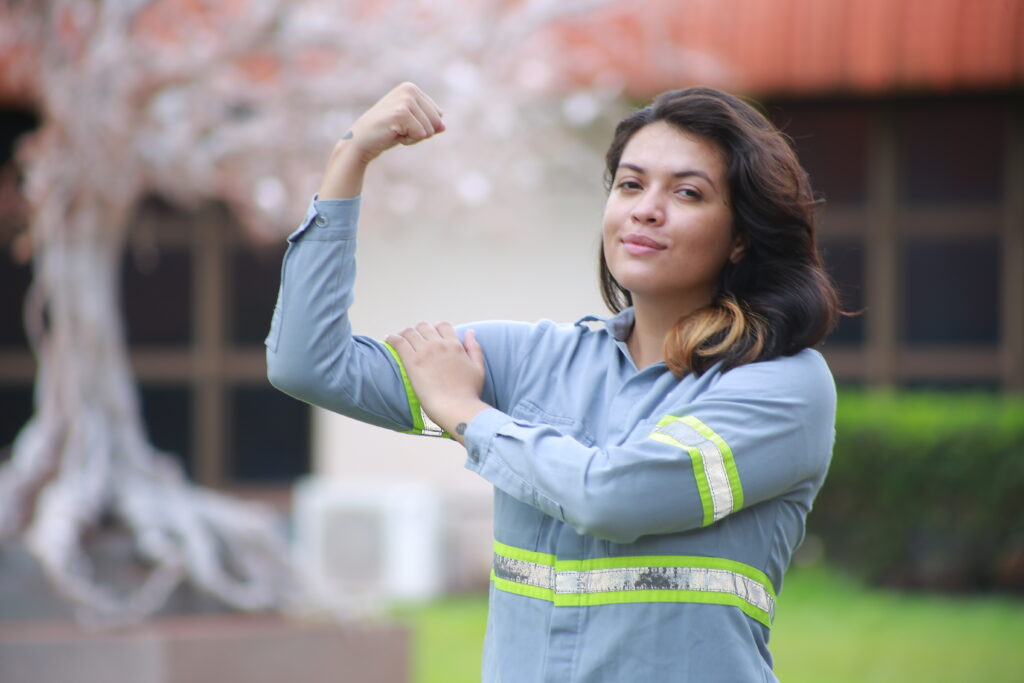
[
  {"x1": 314, "y1": 214, "x2": 328, "y2": 227},
  {"x1": 468, "y1": 449, "x2": 480, "y2": 462}
]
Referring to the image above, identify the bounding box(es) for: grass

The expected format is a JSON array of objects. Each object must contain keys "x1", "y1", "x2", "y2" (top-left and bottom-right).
[
  {"x1": 771, "y1": 567, "x2": 1024, "y2": 682},
  {"x1": 391, "y1": 566, "x2": 1024, "y2": 682},
  {"x1": 391, "y1": 594, "x2": 488, "y2": 683}
]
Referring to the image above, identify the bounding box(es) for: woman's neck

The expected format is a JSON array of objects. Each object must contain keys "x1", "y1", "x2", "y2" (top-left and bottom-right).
[{"x1": 626, "y1": 293, "x2": 710, "y2": 370}]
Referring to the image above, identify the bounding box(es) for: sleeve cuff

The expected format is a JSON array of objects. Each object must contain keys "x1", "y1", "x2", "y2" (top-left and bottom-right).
[
  {"x1": 463, "y1": 407, "x2": 516, "y2": 467},
  {"x1": 287, "y1": 193, "x2": 362, "y2": 242}
]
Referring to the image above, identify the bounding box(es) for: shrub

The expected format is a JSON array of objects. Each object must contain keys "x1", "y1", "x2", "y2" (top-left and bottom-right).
[{"x1": 807, "y1": 390, "x2": 1024, "y2": 593}]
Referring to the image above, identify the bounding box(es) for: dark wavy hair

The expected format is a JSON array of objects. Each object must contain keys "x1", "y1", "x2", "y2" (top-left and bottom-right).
[{"x1": 600, "y1": 86, "x2": 841, "y2": 376}]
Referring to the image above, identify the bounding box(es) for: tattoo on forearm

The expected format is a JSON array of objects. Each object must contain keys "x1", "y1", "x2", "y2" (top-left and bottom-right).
[
  {"x1": 342, "y1": 130, "x2": 353, "y2": 140},
  {"x1": 455, "y1": 423, "x2": 467, "y2": 436}
]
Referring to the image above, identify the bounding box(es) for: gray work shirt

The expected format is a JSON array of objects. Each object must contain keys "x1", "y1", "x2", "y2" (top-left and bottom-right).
[{"x1": 267, "y1": 195, "x2": 837, "y2": 682}]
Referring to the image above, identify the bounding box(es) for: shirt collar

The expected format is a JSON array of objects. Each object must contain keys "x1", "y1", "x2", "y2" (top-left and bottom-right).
[{"x1": 574, "y1": 307, "x2": 635, "y2": 342}]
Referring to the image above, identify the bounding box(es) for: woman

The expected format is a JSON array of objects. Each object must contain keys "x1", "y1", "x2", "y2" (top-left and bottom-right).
[{"x1": 267, "y1": 82, "x2": 840, "y2": 682}]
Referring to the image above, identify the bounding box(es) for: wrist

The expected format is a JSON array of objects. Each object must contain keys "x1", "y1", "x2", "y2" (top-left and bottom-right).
[
  {"x1": 431, "y1": 398, "x2": 489, "y2": 445},
  {"x1": 318, "y1": 139, "x2": 373, "y2": 199},
  {"x1": 333, "y1": 136, "x2": 379, "y2": 166}
]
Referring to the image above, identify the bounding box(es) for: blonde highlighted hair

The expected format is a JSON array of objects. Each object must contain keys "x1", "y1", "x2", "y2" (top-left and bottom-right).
[
  {"x1": 600, "y1": 87, "x2": 841, "y2": 376},
  {"x1": 663, "y1": 296, "x2": 767, "y2": 377}
]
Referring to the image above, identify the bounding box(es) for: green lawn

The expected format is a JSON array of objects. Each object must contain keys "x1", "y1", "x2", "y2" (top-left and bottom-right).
[
  {"x1": 392, "y1": 566, "x2": 1024, "y2": 682},
  {"x1": 771, "y1": 568, "x2": 1024, "y2": 682}
]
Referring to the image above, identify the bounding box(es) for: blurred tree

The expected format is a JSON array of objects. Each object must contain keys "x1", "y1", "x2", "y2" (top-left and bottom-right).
[{"x1": 0, "y1": 0, "x2": 616, "y2": 622}]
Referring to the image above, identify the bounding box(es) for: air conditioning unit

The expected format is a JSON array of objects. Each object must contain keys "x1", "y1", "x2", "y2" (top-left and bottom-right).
[{"x1": 292, "y1": 477, "x2": 443, "y2": 608}]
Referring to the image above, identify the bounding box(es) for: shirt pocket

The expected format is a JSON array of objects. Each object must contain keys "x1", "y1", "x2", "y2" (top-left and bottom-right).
[{"x1": 510, "y1": 398, "x2": 595, "y2": 447}]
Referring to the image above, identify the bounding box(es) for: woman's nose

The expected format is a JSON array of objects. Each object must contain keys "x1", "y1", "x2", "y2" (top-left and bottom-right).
[{"x1": 631, "y1": 195, "x2": 665, "y2": 225}]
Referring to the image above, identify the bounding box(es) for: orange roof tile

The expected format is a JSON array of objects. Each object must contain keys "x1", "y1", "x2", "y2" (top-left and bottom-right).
[
  {"x1": 2, "y1": 0, "x2": 1022, "y2": 106},
  {"x1": 549, "y1": 0, "x2": 1024, "y2": 96}
]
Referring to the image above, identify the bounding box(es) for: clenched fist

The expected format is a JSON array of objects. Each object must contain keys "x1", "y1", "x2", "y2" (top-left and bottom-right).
[
  {"x1": 345, "y1": 82, "x2": 446, "y2": 163},
  {"x1": 318, "y1": 82, "x2": 445, "y2": 199}
]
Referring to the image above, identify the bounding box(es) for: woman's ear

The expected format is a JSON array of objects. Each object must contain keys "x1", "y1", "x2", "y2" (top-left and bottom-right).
[{"x1": 728, "y1": 235, "x2": 747, "y2": 264}]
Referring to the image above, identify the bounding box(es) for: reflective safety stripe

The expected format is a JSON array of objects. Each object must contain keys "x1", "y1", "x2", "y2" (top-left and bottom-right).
[
  {"x1": 649, "y1": 415, "x2": 743, "y2": 526},
  {"x1": 491, "y1": 540, "x2": 776, "y2": 628},
  {"x1": 381, "y1": 341, "x2": 448, "y2": 438}
]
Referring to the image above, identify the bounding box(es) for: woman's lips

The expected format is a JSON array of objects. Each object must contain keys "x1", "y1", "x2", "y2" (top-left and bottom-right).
[{"x1": 622, "y1": 233, "x2": 665, "y2": 256}]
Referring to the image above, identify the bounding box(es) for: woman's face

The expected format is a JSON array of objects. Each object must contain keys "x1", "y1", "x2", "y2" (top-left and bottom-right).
[{"x1": 602, "y1": 121, "x2": 741, "y2": 310}]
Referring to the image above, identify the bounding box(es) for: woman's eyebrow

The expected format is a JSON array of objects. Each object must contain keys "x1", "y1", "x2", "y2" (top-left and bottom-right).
[{"x1": 618, "y1": 163, "x2": 718, "y2": 191}]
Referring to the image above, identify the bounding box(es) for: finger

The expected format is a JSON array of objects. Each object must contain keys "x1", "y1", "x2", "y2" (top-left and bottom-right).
[
  {"x1": 405, "y1": 103, "x2": 436, "y2": 141},
  {"x1": 394, "y1": 113, "x2": 429, "y2": 145},
  {"x1": 435, "y1": 321, "x2": 458, "y2": 341},
  {"x1": 413, "y1": 86, "x2": 444, "y2": 119},
  {"x1": 399, "y1": 82, "x2": 443, "y2": 120},
  {"x1": 383, "y1": 83, "x2": 444, "y2": 145},
  {"x1": 465, "y1": 329, "x2": 486, "y2": 368},
  {"x1": 397, "y1": 326, "x2": 425, "y2": 351},
  {"x1": 384, "y1": 333, "x2": 411, "y2": 355},
  {"x1": 415, "y1": 321, "x2": 443, "y2": 341},
  {"x1": 413, "y1": 91, "x2": 445, "y2": 133},
  {"x1": 424, "y1": 108, "x2": 445, "y2": 134}
]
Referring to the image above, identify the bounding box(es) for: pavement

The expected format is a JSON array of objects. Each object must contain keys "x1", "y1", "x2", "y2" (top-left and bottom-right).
[{"x1": 0, "y1": 542, "x2": 410, "y2": 683}]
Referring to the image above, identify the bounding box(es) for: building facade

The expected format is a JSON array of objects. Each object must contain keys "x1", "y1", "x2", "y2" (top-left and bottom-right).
[{"x1": 1, "y1": 0, "x2": 1022, "y2": 505}]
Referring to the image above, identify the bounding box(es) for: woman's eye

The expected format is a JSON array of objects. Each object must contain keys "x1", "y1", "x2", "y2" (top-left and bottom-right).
[
  {"x1": 617, "y1": 180, "x2": 642, "y2": 191},
  {"x1": 677, "y1": 187, "x2": 702, "y2": 200}
]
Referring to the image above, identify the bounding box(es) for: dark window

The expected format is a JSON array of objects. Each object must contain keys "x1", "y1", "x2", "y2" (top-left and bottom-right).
[
  {"x1": 820, "y1": 239, "x2": 865, "y2": 345},
  {"x1": 139, "y1": 384, "x2": 193, "y2": 477},
  {"x1": 0, "y1": 252, "x2": 31, "y2": 348},
  {"x1": 896, "y1": 100, "x2": 1006, "y2": 205},
  {"x1": 772, "y1": 102, "x2": 870, "y2": 204},
  {"x1": 121, "y1": 248, "x2": 192, "y2": 346},
  {"x1": 0, "y1": 108, "x2": 41, "y2": 351},
  {"x1": 229, "y1": 245, "x2": 285, "y2": 346},
  {"x1": 0, "y1": 385, "x2": 33, "y2": 455},
  {"x1": 0, "y1": 109, "x2": 39, "y2": 161},
  {"x1": 228, "y1": 385, "x2": 310, "y2": 482},
  {"x1": 902, "y1": 238, "x2": 1000, "y2": 345}
]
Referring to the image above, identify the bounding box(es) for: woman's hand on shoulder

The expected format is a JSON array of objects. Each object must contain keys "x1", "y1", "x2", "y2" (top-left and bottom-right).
[
  {"x1": 319, "y1": 82, "x2": 445, "y2": 199},
  {"x1": 385, "y1": 322, "x2": 490, "y2": 444}
]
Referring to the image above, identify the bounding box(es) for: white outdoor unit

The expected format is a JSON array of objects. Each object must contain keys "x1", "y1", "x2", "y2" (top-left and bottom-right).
[{"x1": 292, "y1": 477, "x2": 444, "y2": 608}]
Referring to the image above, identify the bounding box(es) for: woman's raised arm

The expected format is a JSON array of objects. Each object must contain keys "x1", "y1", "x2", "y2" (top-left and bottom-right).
[{"x1": 266, "y1": 83, "x2": 455, "y2": 435}]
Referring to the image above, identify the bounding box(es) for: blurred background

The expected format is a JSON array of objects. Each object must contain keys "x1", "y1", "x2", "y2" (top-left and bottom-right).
[{"x1": 0, "y1": 0, "x2": 1022, "y2": 681}]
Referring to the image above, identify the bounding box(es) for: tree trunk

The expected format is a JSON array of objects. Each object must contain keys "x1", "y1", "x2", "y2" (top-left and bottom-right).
[{"x1": 0, "y1": 126, "x2": 298, "y2": 624}]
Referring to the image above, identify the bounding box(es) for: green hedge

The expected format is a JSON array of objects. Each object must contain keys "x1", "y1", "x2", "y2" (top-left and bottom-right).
[{"x1": 807, "y1": 390, "x2": 1024, "y2": 593}]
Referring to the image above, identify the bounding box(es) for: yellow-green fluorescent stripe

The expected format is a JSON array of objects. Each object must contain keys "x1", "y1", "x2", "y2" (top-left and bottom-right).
[
  {"x1": 381, "y1": 341, "x2": 426, "y2": 434},
  {"x1": 493, "y1": 539, "x2": 556, "y2": 566},
  {"x1": 650, "y1": 425, "x2": 715, "y2": 526},
  {"x1": 680, "y1": 415, "x2": 744, "y2": 512},
  {"x1": 553, "y1": 588, "x2": 771, "y2": 627},
  {"x1": 491, "y1": 570, "x2": 555, "y2": 602},
  {"x1": 380, "y1": 341, "x2": 449, "y2": 437},
  {"x1": 649, "y1": 414, "x2": 743, "y2": 525},
  {"x1": 555, "y1": 554, "x2": 774, "y2": 589},
  {"x1": 491, "y1": 543, "x2": 777, "y2": 628}
]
